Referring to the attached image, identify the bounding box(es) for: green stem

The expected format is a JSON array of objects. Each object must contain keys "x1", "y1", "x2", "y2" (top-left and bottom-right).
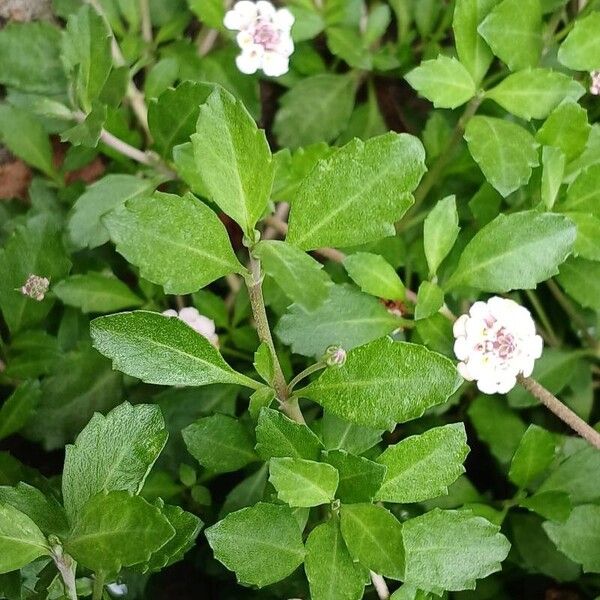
[
  {"x1": 92, "y1": 573, "x2": 105, "y2": 600},
  {"x1": 288, "y1": 362, "x2": 327, "y2": 394}
]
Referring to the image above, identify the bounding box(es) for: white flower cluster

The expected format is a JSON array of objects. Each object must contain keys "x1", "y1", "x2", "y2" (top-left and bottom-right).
[
  {"x1": 163, "y1": 307, "x2": 219, "y2": 347},
  {"x1": 590, "y1": 71, "x2": 600, "y2": 96},
  {"x1": 224, "y1": 1, "x2": 294, "y2": 77},
  {"x1": 20, "y1": 274, "x2": 50, "y2": 301},
  {"x1": 453, "y1": 296, "x2": 543, "y2": 395}
]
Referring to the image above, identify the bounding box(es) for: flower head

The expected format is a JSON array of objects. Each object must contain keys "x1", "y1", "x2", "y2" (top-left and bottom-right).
[
  {"x1": 590, "y1": 71, "x2": 600, "y2": 96},
  {"x1": 224, "y1": 1, "x2": 294, "y2": 77},
  {"x1": 453, "y1": 296, "x2": 543, "y2": 395},
  {"x1": 324, "y1": 345, "x2": 347, "y2": 367},
  {"x1": 20, "y1": 274, "x2": 50, "y2": 301},
  {"x1": 163, "y1": 307, "x2": 219, "y2": 347}
]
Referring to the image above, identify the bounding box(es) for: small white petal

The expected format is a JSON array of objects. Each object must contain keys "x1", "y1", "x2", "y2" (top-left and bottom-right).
[
  {"x1": 476, "y1": 376, "x2": 500, "y2": 395},
  {"x1": 274, "y1": 8, "x2": 295, "y2": 31},
  {"x1": 452, "y1": 314, "x2": 469, "y2": 338},
  {"x1": 453, "y1": 337, "x2": 470, "y2": 361},
  {"x1": 236, "y1": 30, "x2": 254, "y2": 49},
  {"x1": 236, "y1": 48, "x2": 262, "y2": 74},
  {"x1": 457, "y1": 361, "x2": 474, "y2": 381},
  {"x1": 528, "y1": 335, "x2": 543, "y2": 359},
  {"x1": 261, "y1": 51, "x2": 289, "y2": 76},
  {"x1": 256, "y1": 0, "x2": 276, "y2": 18},
  {"x1": 276, "y1": 34, "x2": 294, "y2": 57},
  {"x1": 495, "y1": 374, "x2": 517, "y2": 394},
  {"x1": 162, "y1": 309, "x2": 178, "y2": 318},
  {"x1": 224, "y1": 9, "x2": 243, "y2": 30},
  {"x1": 469, "y1": 301, "x2": 489, "y2": 319},
  {"x1": 520, "y1": 357, "x2": 535, "y2": 378}
]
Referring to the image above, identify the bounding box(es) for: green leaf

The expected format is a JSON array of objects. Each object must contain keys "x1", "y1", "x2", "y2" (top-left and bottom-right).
[
  {"x1": 68, "y1": 174, "x2": 156, "y2": 250},
  {"x1": 415, "y1": 281, "x2": 444, "y2": 320},
  {"x1": 148, "y1": 81, "x2": 214, "y2": 159},
  {"x1": 340, "y1": 503, "x2": 405, "y2": 580},
  {"x1": 485, "y1": 69, "x2": 584, "y2": 120},
  {"x1": 541, "y1": 146, "x2": 566, "y2": 210},
  {"x1": 62, "y1": 402, "x2": 168, "y2": 520},
  {"x1": 544, "y1": 505, "x2": 600, "y2": 572},
  {"x1": 305, "y1": 519, "x2": 367, "y2": 600},
  {"x1": 464, "y1": 116, "x2": 539, "y2": 197},
  {"x1": 343, "y1": 252, "x2": 405, "y2": 300},
  {"x1": 276, "y1": 284, "x2": 401, "y2": 358},
  {"x1": 0, "y1": 21, "x2": 66, "y2": 94},
  {"x1": 269, "y1": 458, "x2": 339, "y2": 507},
  {"x1": 406, "y1": 55, "x2": 477, "y2": 109},
  {"x1": 0, "y1": 381, "x2": 41, "y2": 441},
  {"x1": 105, "y1": 192, "x2": 244, "y2": 295},
  {"x1": 188, "y1": 0, "x2": 225, "y2": 28},
  {"x1": 564, "y1": 213, "x2": 600, "y2": 261},
  {"x1": 322, "y1": 411, "x2": 383, "y2": 455},
  {"x1": 478, "y1": 0, "x2": 542, "y2": 71},
  {"x1": 0, "y1": 105, "x2": 57, "y2": 179},
  {"x1": 61, "y1": 101, "x2": 107, "y2": 148},
  {"x1": 0, "y1": 213, "x2": 71, "y2": 334},
  {"x1": 65, "y1": 491, "x2": 175, "y2": 575},
  {"x1": 205, "y1": 502, "x2": 305, "y2": 587},
  {"x1": 323, "y1": 450, "x2": 386, "y2": 503},
  {"x1": 62, "y1": 4, "x2": 112, "y2": 112},
  {"x1": 54, "y1": 272, "x2": 143, "y2": 313},
  {"x1": 402, "y1": 509, "x2": 511, "y2": 593},
  {"x1": 190, "y1": 87, "x2": 274, "y2": 235},
  {"x1": 183, "y1": 414, "x2": 257, "y2": 473},
  {"x1": 557, "y1": 12, "x2": 600, "y2": 71},
  {"x1": 423, "y1": 195, "x2": 460, "y2": 277},
  {"x1": 274, "y1": 74, "x2": 355, "y2": 149},
  {"x1": 0, "y1": 503, "x2": 49, "y2": 574},
  {"x1": 255, "y1": 407, "x2": 324, "y2": 461},
  {"x1": 90, "y1": 311, "x2": 257, "y2": 388},
  {"x1": 446, "y1": 211, "x2": 576, "y2": 292},
  {"x1": 253, "y1": 343, "x2": 274, "y2": 386},
  {"x1": 254, "y1": 240, "x2": 331, "y2": 311},
  {"x1": 287, "y1": 132, "x2": 426, "y2": 250},
  {"x1": 556, "y1": 257, "x2": 600, "y2": 310},
  {"x1": 508, "y1": 425, "x2": 558, "y2": 488},
  {"x1": 300, "y1": 337, "x2": 461, "y2": 430},
  {"x1": 519, "y1": 491, "x2": 572, "y2": 523},
  {"x1": 560, "y1": 164, "x2": 600, "y2": 214},
  {"x1": 453, "y1": 0, "x2": 497, "y2": 84},
  {"x1": 375, "y1": 423, "x2": 469, "y2": 503},
  {"x1": 536, "y1": 101, "x2": 590, "y2": 162},
  {"x1": 390, "y1": 585, "x2": 435, "y2": 600}
]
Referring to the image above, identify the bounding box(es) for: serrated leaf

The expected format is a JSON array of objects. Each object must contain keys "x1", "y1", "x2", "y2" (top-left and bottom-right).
[
  {"x1": 90, "y1": 310, "x2": 258, "y2": 388},
  {"x1": 508, "y1": 425, "x2": 557, "y2": 488},
  {"x1": 415, "y1": 281, "x2": 444, "y2": 320},
  {"x1": 205, "y1": 502, "x2": 305, "y2": 588},
  {"x1": 566, "y1": 213, "x2": 600, "y2": 260},
  {"x1": 254, "y1": 240, "x2": 330, "y2": 311},
  {"x1": 191, "y1": 87, "x2": 274, "y2": 235},
  {"x1": 478, "y1": 0, "x2": 542, "y2": 71},
  {"x1": 322, "y1": 411, "x2": 383, "y2": 455},
  {"x1": 556, "y1": 257, "x2": 600, "y2": 310},
  {"x1": 62, "y1": 402, "x2": 168, "y2": 520},
  {"x1": 537, "y1": 101, "x2": 590, "y2": 163},
  {"x1": 0, "y1": 381, "x2": 41, "y2": 441},
  {"x1": 65, "y1": 491, "x2": 175, "y2": 575},
  {"x1": 375, "y1": 423, "x2": 469, "y2": 503},
  {"x1": 446, "y1": 211, "x2": 576, "y2": 292},
  {"x1": 406, "y1": 55, "x2": 477, "y2": 109},
  {"x1": 183, "y1": 414, "x2": 257, "y2": 473},
  {"x1": 557, "y1": 12, "x2": 600, "y2": 71},
  {"x1": 300, "y1": 337, "x2": 461, "y2": 430},
  {"x1": 255, "y1": 407, "x2": 323, "y2": 460},
  {"x1": 104, "y1": 192, "x2": 244, "y2": 295},
  {"x1": 402, "y1": 509, "x2": 511, "y2": 593},
  {"x1": 269, "y1": 457, "x2": 339, "y2": 507},
  {"x1": 464, "y1": 116, "x2": 539, "y2": 197},
  {"x1": 519, "y1": 491, "x2": 572, "y2": 523},
  {"x1": 343, "y1": 252, "x2": 405, "y2": 300},
  {"x1": 560, "y1": 164, "x2": 600, "y2": 214},
  {"x1": 423, "y1": 195, "x2": 460, "y2": 277},
  {"x1": 286, "y1": 132, "x2": 426, "y2": 250},
  {"x1": 340, "y1": 503, "x2": 405, "y2": 580},
  {"x1": 305, "y1": 519, "x2": 367, "y2": 600}
]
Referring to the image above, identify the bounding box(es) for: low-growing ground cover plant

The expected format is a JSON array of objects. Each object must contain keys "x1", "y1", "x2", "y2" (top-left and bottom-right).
[{"x1": 0, "y1": 0, "x2": 600, "y2": 598}]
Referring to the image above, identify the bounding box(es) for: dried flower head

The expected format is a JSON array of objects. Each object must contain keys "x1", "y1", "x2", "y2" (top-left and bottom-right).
[
  {"x1": 20, "y1": 274, "x2": 50, "y2": 301},
  {"x1": 224, "y1": 1, "x2": 294, "y2": 77},
  {"x1": 453, "y1": 296, "x2": 543, "y2": 394},
  {"x1": 163, "y1": 307, "x2": 219, "y2": 347}
]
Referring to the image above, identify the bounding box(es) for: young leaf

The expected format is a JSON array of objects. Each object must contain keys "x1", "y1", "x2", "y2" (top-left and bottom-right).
[
  {"x1": 478, "y1": 0, "x2": 542, "y2": 71},
  {"x1": 300, "y1": 337, "x2": 461, "y2": 430},
  {"x1": 375, "y1": 423, "x2": 469, "y2": 503},
  {"x1": 269, "y1": 458, "x2": 339, "y2": 507},
  {"x1": 343, "y1": 252, "x2": 405, "y2": 300},
  {"x1": 560, "y1": 164, "x2": 600, "y2": 214},
  {"x1": 402, "y1": 509, "x2": 511, "y2": 593},
  {"x1": 62, "y1": 402, "x2": 168, "y2": 520},
  {"x1": 536, "y1": 101, "x2": 590, "y2": 162},
  {"x1": 191, "y1": 87, "x2": 274, "y2": 236},
  {"x1": 205, "y1": 503, "x2": 305, "y2": 588},
  {"x1": 323, "y1": 450, "x2": 386, "y2": 503},
  {"x1": 90, "y1": 311, "x2": 258, "y2": 388},
  {"x1": 464, "y1": 116, "x2": 539, "y2": 197},
  {"x1": 541, "y1": 146, "x2": 566, "y2": 210},
  {"x1": 305, "y1": 519, "x2": 367, "y2": 600},
  {"x1": 423, "y1": 195, "x2": 460, "y2": 277},
  {"x1": 65, "y1": 491, "x2": 175, "y2": 575},
  {"x1": 0, "y1": 381, "x2": 41, "y2": 441},
  {"x1": 53, "y1": 272, "x2": 143, "y2": 313},
  {"x1": 557, "y1": 257, "x2": 600, "y2": 310},
  {"x1": 183, "y1": 414, "x2": 257, "y2": 473},
  {"x1": 104, "y1": 192, "x2": 245, "y2": 295},
  {"x1": 485, "y1": 69, "x2": 584, "y2": 121},
  {"x1": 253, "y1": 240, "x2": 331, "y2": 311},
  {"x1": 508, "y1": 425, "x2": 557, "y2": 488},
  {"x1": 557, "y1": 12, "x2": 600, "y2": 71},
  {"x1": 68, "y1": 174, "x2": 156, "y2": 250},
  {"x1": 340, "y1": 503, "x2": 405, "y2": 580},
  {"x1": 415, "y1": 281, "x2": 444, "y2": 320},
  {"x1": 0, "y1": 503, "x2": 49, "y2": 574},
  {"x1": 253, "y1": 343, "x2": 274, "y2": 386},
  {"x1": 322, "y1": 411, "x2": 383, "y2": 455},
  {"x1": 445, "y1": 211, "x2": 576, "y2": 292},
  {"x1": 405, "y1": 56, "x2": 477, "y2": 109},
  {"x1": 286, "y1": 132, "x2": 426, "y2": 250},
  {"x1": 255, "y1": 407, "x2": 324, "y2": 461}
]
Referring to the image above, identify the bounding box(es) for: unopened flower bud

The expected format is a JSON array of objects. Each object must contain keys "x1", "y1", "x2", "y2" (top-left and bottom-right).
[
  {"x1": 324, "y1": 345, "x2": 347, "y2": 367},
  {"x1": 20, "y1": 274, "x2": 49, "y2": 301}
]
